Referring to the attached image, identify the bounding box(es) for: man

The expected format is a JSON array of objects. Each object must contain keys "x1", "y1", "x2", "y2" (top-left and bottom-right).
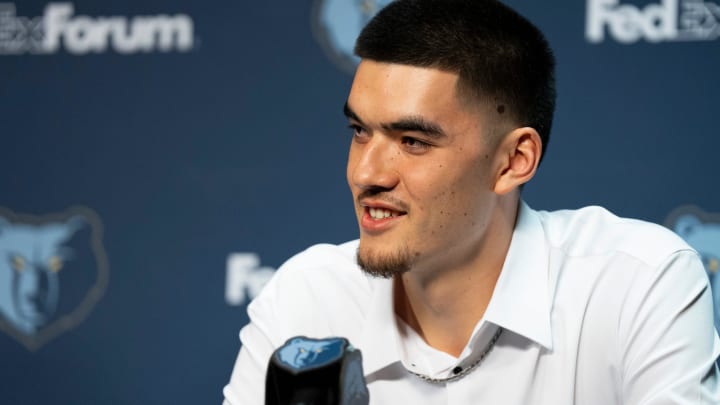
[{"x1": 223, "y1": 0, "x2": 720, "y2": 403}]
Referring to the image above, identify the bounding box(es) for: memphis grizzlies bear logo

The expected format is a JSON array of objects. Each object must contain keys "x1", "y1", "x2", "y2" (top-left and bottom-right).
[
  {"x1": 666, "y1": 206, "x2": 720, "y2": 332},
  {"x1": 0, "y1": 206, "x2": 108, "y2": 350},
  {"x1": 312, "y1": 0, "x2": 394, "y2": 73},
  {"x1": 275, "y1": 336, "x2": 346, "y2": 371}
]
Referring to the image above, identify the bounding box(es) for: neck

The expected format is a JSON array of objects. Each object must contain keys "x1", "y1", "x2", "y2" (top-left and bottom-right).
[{"x1": 394, "y1": 197, "x2": 519, "y2": 357}]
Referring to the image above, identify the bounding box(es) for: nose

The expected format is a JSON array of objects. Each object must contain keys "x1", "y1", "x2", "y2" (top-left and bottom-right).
[{"x1": 348, "y1": 136, "x2": 400, "y2": 192}]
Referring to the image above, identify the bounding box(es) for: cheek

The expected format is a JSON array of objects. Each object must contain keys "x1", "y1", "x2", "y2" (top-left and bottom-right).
[
  {"x1": 407, "y1": 168, "x2": 476, "y2": 217},
  {"x1": 346, "y1": 164, "x2": 352, "y2": 189},
  {"x1": 414, "y1": 164, "x2": 490, "y2": 224},
  {"x1": 346, "y1": 148, "x2": 358, "y2": 188}
]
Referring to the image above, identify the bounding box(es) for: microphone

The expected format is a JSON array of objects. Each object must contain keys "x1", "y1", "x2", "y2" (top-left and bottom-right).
[{"x1": 265, "y1": 336, "x2": 370, "y2": 405}]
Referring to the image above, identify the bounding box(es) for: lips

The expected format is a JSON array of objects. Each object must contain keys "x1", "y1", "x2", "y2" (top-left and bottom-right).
[{"x1": 359, "y1": 201, "x2": 407, "y2": 232}]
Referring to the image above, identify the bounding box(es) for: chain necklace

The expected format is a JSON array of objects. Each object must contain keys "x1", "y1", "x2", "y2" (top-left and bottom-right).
[{"x1": 408, "y1": 327, "x2": 503, "y2": 384}]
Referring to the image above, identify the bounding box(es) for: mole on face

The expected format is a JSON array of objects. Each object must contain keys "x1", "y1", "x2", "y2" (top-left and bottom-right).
[{"x1": 497, "y1": 105, "x2": 505, "y2": 114}]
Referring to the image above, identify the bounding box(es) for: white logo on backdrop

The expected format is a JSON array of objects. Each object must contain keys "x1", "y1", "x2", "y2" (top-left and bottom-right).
[
  {"x1": 587, "y1": 0, "x2": 720, "y2": 43},
  {"x1": 225, "y1": 253, "x2": 275, "y2": 306},
  {"x1": 0, "y1": 3, "x2": 194, "y2": 55}
]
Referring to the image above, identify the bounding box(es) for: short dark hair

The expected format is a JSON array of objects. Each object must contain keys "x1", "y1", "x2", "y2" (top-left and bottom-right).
[{"x1": 355, "y1": 0, "x2": 556, "y2": 161}]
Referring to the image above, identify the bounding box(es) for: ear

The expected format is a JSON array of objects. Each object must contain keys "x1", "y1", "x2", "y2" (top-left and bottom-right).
[{"x1": 493, "y1": 127, "x2": 542, "y2": 195}]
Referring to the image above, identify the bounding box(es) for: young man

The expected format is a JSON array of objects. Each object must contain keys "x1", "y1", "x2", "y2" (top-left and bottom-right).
[{"x1": 223, "y1": 0, "x2": 720, "y2": 403}]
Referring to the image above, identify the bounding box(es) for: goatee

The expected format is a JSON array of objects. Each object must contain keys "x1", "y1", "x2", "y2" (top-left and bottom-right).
[{"x1": 356, "y1": 244, "x2": 411, "y2": 278}]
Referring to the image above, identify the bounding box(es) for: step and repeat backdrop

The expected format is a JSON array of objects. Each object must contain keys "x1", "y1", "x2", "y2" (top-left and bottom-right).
[{"x1": 1, "y1": 0, "x2": 719, "y2": 403}]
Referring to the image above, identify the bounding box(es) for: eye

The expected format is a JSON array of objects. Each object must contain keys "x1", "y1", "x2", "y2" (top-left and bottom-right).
[
  {"x1": 48, "y1": 256, "x2": 63, "y2": 272},
  {"x1": 348, "y1": 124, "x2": 370, "y2": 142},
  {"x1": 401, "y1": 136, "x2": 431, "y2": 153},
  {"x1": 11, "y1": 255, "x2": 25, "y2": 272}
]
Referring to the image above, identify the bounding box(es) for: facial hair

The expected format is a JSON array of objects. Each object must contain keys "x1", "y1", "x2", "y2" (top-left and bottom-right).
[{"x1": 356, "y1": 244, "x2": 411, "y2": 278}]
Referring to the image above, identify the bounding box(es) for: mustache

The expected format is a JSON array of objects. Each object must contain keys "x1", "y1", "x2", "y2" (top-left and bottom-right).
[{"x1": 356, "y1": 189, "x2": 409, "y2": 212}]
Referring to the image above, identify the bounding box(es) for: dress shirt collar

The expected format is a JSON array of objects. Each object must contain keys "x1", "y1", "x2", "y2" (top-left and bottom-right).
[
  {"x1": 483, "y1": 201, "x2": 553, "y2": 350},
  {"x1": 357, "y1": 201, "x2": 553, "y2": 375}
]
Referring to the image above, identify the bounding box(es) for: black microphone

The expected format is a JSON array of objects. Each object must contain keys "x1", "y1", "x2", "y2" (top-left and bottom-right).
[{"x1": 265, "y1": 336, "x2": 370, "y2": 405}]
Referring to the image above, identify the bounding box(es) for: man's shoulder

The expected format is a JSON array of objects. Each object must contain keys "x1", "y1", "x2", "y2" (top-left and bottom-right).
[
  {"x1": 258, "y1": 240, "x2": 371, "y2": 309},
  {"x1": 535, "y1": 205, "x2": 695, "y2": 267},
  {"x1": 278, "y1": 240, "x2": 359, "y2": 272},
  {"x1": 245, "y1": 240, "x2": 373, "y2": 343},
  {"x1": 265, "y1": 240, "x2": 369, "y2": 297}
]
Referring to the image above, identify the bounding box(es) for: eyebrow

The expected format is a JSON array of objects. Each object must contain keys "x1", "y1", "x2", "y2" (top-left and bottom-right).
[
  {"x1": 343, "y1": 102, "x2": 447, "y2": 139},
  {"x1": 343, "y1": 102, "x2": 363, "y2": 125}
]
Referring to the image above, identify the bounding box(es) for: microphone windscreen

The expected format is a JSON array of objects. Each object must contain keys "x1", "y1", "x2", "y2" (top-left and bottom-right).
[{"x1": 265, "y1": 336, "x2": 369, "y2": 405}]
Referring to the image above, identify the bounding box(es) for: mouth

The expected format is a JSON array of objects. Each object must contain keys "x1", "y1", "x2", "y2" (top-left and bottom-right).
[
  {"x1": 359, "y1": 202, "x2": 407, "y2": 233},
  {"x1": 367, "y1": 206, "x2": 404, "y2": 220}
]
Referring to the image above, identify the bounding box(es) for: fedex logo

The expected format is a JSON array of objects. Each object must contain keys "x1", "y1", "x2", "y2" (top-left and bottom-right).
[
  {"x1": 225, "y1": 253, "x2": 275, "y2": 306},
  {"x1": 0, "y1": 3, "x2": 194, "y2": 55},
  {"x1": 586, "y1": 0, "x2": 720, "y2": 43}
]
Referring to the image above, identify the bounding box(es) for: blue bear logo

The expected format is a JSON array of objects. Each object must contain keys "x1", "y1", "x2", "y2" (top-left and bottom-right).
[
  {"x1": 0, "y1": 207, "x2": 108, "y2": 350},
  {"x1": 276, "y1": 336, "x2": 346, "y2": 371},
  {"x1": 667, "y1": 206, "x2": 720, "y2": 332},
  {"x1": 312, "y1": 0, "x2": 394, "y2": 72}
]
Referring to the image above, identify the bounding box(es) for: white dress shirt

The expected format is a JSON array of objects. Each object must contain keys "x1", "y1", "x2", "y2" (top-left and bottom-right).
[{"x1": 223, "y1": 202, "x2": 720, "y2": 404}]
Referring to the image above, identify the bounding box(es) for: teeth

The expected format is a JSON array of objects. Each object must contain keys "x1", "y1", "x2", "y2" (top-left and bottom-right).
[{"x1": 369, "y1": 207, "x2": 397, "y2": 219}]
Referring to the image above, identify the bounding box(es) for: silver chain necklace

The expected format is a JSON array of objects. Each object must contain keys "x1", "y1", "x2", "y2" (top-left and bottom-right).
[{"x1": 408, "y1": 327, "x2": 503, "y2": 384}]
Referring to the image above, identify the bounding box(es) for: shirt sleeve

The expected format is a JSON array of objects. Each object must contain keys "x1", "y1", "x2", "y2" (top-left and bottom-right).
[
  {"x1": 620, "y1": 249, "x2": 720, "y2": 404},
  {"x1": 222, "y1": 269, "x2": 285, "y2": 405}
]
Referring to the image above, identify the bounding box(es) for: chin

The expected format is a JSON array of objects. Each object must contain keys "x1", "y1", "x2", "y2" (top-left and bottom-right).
[{"x1": 356, "y1": 242, "x2": 412, "y2": 279}]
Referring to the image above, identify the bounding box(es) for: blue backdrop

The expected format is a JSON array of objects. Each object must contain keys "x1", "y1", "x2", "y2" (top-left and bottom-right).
[{"x1": 1, "y1": 0, "x2": 719, "y2": 403}]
